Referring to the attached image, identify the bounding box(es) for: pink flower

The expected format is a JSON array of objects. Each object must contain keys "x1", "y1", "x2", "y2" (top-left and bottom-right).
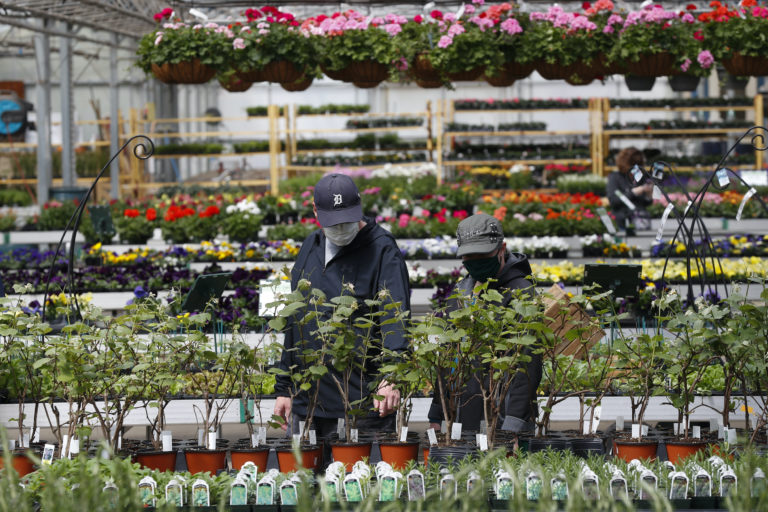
[
  {"x1": 447, "y1": 23, "x2": 465, "y2": 36},
  {"x1": 472, "y1": 0, "x2": 485, "y2": 4},
  {"x1": 680, "y1": 58, "x2": 692, "y2": 72},
  {"x1": 500, "y1": 17, "x2": 523, "y2": 35},
  {"x1": 384, "y1": 23, "x2": 402, "y2": 36},
  {"x1": 232, "y1": 37, "x2": 245, "y2": 50},
  {"x1": 398, "y1": 214, "x2": 410, "y2": 228},
  {"x1": 681, "y1": 12, "x2": 695, "y2": 22},
  {"x1": 154, "y1": 32, "x2": 163, "y2": 45},
  {"x1": 529, "y1": 12, "x2": 546, "y2": 21},
  {"x1": 697, "y1": 50, "x2": 714, "y2": 68},
  {"x1": 437, "y1": 35, "x2": 453, "y2": 48},
  {"x1": 603, "y1": 24, "x2": 615, "y2": 33},
  {"x1": 607, "y1": 13, "x2": 624, "y2": 25},
  {"x1": 465, "y1": 5, "x2": 476, "y2": 14},
  {"x1": 205, "y1": 22, "x2": 218, "y2": 29},
  {"x1": 444, "y1": 13, "x2": 457, "y2": 23}
]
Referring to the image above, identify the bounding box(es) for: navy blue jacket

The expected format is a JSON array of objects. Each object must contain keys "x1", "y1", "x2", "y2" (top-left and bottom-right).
[{"x1": 274, "y1": 217, "x2": 411, "y2": 418}]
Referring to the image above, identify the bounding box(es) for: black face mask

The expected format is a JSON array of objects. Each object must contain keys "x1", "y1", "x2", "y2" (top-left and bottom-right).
[{"x1": 463, "y1": 255, "x2": 501, "y2": 282}]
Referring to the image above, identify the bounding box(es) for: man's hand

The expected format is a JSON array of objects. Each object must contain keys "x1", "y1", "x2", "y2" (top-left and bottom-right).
[
  {"x1": 274, "y1": 396, "x2": 292, "y2": 431},
  {"x1": 373, "y1": 380, "x2": 400, "y2": 417}
]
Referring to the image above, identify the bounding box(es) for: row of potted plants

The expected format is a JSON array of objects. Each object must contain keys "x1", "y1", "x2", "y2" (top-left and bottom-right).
[
  {"x1": 605, "y1": 119, "x2": 752, "y2": 131},
  {"x1": 136, "y1": 1, "x2": 768, "y2": 91},
  {"x1": 445, "y1": 122, "x2": 547, "y2": 132},
  {"x1": 296, "y1": 134, "x2": 426, "y2": 151}
]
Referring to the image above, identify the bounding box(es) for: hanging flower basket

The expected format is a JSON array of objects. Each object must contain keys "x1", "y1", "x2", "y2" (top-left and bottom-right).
[
  {"x1": 668, "y1": 74, "x2": 701, "y2": 92},
  {"x1": 415, "y1": 78, "x2": 443, "y2": 88},
  {"x1": 235, "y1": 69, "x2": 265, "y2": 83},
  {"x1": 625, "y1": 75, "x2": 656, "y2": 91},
  {"x1": 219, "y1": 74, "x2": 252, "y2": 92},
  {"x1": 536, "y1": 61, "x2": 571, "y2": 80},
  {"x1": 166, "y1": 59, "x2": 215, "y2": 84},
  {"x1": 281, "y1": 75, "x2": 314, "y2": 92},
  {"x1": 150, "y1": 63, "x2": 177, "y2": 84},
  {"x1": 411, "y1": 53, "x2": 441, "y2": 82},
  {"x1": 261, "y1": 60, "x2": 304, "y2": 84},
  {"x1": 625, "y1": 52, "x2": 676, "y2": 77},
  {"x1": 320, "y1": 64, "x2": 351, "y2": 81},
  {"x1": 446, "y1": 67, "x2": 484, "y2": 81},
  {"x1": 346, "y1": 59, "x2": 388, "y2": 88},
  {"x1": 485, "y1": 72, "x2": 516, "y2": 87},
  {"x1": 500, "y1": 61, "x2": 535, "y2": 80},
  {"x1": 722, "y1": 52, "x2": 768, "y2": 77}
]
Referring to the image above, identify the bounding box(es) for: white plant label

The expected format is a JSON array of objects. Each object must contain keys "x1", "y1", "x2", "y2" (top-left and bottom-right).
[
  {"x1": 616, "y1": 416, "x2": 624, "y2": 431},
  {"x1": 259, "y1": 426, "x2": 267, "y2": 445},
  {"x1": 673, "y1": 423, "x2": 680, "y2": 436},
  {"x1": 652, "y1": 185, "x2": 663, "y2": 201},
  {"x1": 21, "y1": 433, "x2": 29, "y2": 448},
  {"x1": 683, "y1": 200, "x2": 693, "y2": 217},
  {"x1": 728, "y1": 428, "x2": 737, "y2": 443},
  {"x1": 692, "y1": 426, "x2": 701, "y2": 439},
  {"x1": 61, "y1": 435, "x2": 69, "y2": 459},
  {"x1": 718, "y1": 426, "x2": 725, "y2": 439},
  {"x1": 710, "y1": 418, "x2": 719, "y2": 432},
  {"x1": 630, "y1": 165, "x2": 643, "y2": 183},
  {"x1": 292, "y1": 434, "x2": 301, "y2": 445},
  {"x1": 614, "y1": 190, "x2": 636, "y2": 211},
  {"x1": 251, "y1": 433, "x2": 259, "y2": 448},
  {"x1": 716, "y1": 168, "x2": 730, "y2": 187},
  {"x1": 207, "y1": 431, "x2": 217, "y2": 451},
  {"x1": 653, "y1": 203, "x2": 673, "y2": 242},
  {"x1": 423, "y1": 2, "x2": 436, "y2": 11},
  {"x1": 309, "y1": 430, "x2": 317, "y2": 446},
  {"x1": 642, "y1": 425, "x2": 649, "y2": 437},
  {"x1": 591, "y1": 405, "x2": 602, "y2": 434},
  {"x1": 736, "y1": 187, "x2": 757, "y2": 222},
  {"x1": 8, "y1": 439, "x2": 15, "y2": 451},
  {"x1": 337, "y1": 419, "x2": 345, "y2": 441},
  {"x1": 350, "y1": 429, "x2": 358, "y2": 443},
  {"x1": 478, "y1": 434, "x2": 488, "y2": 452},
  {"x1": 31, "y1": 428, "x2": 39, "y2": 444},
  {"x1": 41, "y1": 444, "x2": 55, "y2": 465},
  {"x1": 197, "y1": 429, "x2": 204, "y2": 447},
  {"x1": 400, "y1": 426, "x2": 409, "y2": 443},
  {"x1": 631, "y1": 424, "x2": 641, "y2": 439},
  {"x1": 456, "y1": 4, "x2": 466, "y2": 18},
  {"x1": 298, "y1": 421, "x2": 306, "y2": 439},
  {"x1": 69, "y1": 438, "x2": 79, "y2": 457},
  {"x1": 427, "y1": 428, "x2": 438, "y2": 446},
  {"x1": 451, "y1": 423, "x2": 462, "y2": 441},
  {"x1": 596, "y1": 207, "x2": 617, "y2": 234}
]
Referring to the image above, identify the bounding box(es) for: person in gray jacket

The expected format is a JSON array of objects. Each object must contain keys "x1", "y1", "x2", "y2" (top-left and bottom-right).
[{"x1": 428, "y1": 213, "x2": 542, "y2": 433}]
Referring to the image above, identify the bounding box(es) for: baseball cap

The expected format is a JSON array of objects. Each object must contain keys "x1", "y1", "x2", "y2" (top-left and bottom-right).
[
  {"x1": 313, "y1": 173, "x2": 363, "y2": 227},
  {"x1": 456, "y1": 213, "x2": 504, "y2": 257}
]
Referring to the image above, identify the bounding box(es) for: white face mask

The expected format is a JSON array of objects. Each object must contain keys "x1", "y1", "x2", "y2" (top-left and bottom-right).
[{"x1": 324, "y1": 221, "x2": 360, "y2": 247}]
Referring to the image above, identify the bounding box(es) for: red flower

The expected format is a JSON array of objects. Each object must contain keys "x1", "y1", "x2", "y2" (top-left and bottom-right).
[
  {"x1": 693, "y1": 29, "x2": 704, "y2": 40},
  {"x1": 199, "y1": 205, "x2": 220, "y2": 218},
  {"x1": 124, "y1": 209, "x2": 140, "y2": 218},
  {"x1": 161, "y1": 7, "x2": 173, "y2": 17},
  {"x1": 686, "y1": 3, "x2": 698, "y2": 9},
  {"x1": 331, "y1": 11, "x2": 341, "y2": 18},
  {"x1": 453, "y1": 210, "x2": 469, "y2": 221},
  {"x1": 153, "y1": 13, "x2": 163, "y2": 22},
  {"x1": 261, "y1": 5, "x2": 279, "y2": 15},
  {"x1": 414, "y1": 14, "x2": 424, "y2": 23},
  {"x1": 316, "y1": 14, "x2": 328, "y2": 22},
  {"x1": 742, "y1": 0, "x2": 757, "y2": 7},
  {"x1": 146, "y1": 208, "x2": 157, "y2": 221},
  {"x1": 582, "y1": 1, "x2": 592, "y2": 10},
  {"x1": 430, "y1": 9, "x2": 444, "y2": 19}
]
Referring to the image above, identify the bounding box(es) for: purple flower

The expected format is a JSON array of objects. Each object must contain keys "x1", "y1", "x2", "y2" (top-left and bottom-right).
[{"x1": 134, "y1": 285, "x2": 148, "y2": 299}]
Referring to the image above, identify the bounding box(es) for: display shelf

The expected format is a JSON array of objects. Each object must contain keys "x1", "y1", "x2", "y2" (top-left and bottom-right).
[
  {"x1": 283, "y1": 161, "x2": 428, "y2": 172},
  {"x1": 296, "y1": 110, "x2": 426, "y2": 118},
  {"x1": 452, "y1": 108, "x2": 592, "y2": 114},
  {"x1": 611, "y1": 105, "x2": 754, "y2": 112},
  {"x1": 605, "y1": 128, "x2": 754, "y2": 136},
  {"x1": 286, "y1": 125, "x2": 424, "y2": 135},
  {"x1": 442, "y1": 158, "x2": 591, "y2": 166},
  {"x1": 295, "y1": 147, "x2": 429, "y2": 154},
  {"x1": 443, "y1": 130, "x2": 590, "y2": 137},
  {"x1": 152, "y1": 152, "x2": 271, "y2": 159}
]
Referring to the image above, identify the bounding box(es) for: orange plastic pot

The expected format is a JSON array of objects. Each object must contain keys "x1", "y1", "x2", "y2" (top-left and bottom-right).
[
  {"x1": 330, "y1": 442, "x2": 372, "y2": 472},
  {"x1": 230, "y1": 448, "x2": 270, "y2": 471},
  {"x1": 614, "y1": 440, "x2": 658, "y2": 462},
  {"x1": 0, "y1": 453, "x2": 36, "y2": 477},
  {"x1": 135, "y1": 450, "x2": 177, "y2": 472},
  {"x1": 184, "y1": 449, "x2": 227, "y2": 476},
  {"x1": 379, "y1": 442, "x2": 419, "y2": 470},
  {"x1": 423, "y1": 446, "x2": 429, "y2": 466},
  {"x1": 276, "y1": 446, "x2": 322, "y2": 472},
  {"x1": 666, "y1": 439, "x2": 708, "y2": 464}
]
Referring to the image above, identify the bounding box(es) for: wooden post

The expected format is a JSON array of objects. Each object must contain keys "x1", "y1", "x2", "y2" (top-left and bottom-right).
[
  {"x1": 755, "y1": 94, "x2": 764, "y2": 171},
  {"x1": 426, "y1": 100, "x2": 433, "y2": 162},
  {"x1": 130, "y1": 108, "x2": 141, "y2": 199},
  {"x1": 589, "y1": 98, "x2": 605, "y2": 176},
  {"x1": 435, "y1": 99, "x2": 443, "y2": 185},
  {"x1": 268, "y1": 104, "x2": 280, "y2": 196}
]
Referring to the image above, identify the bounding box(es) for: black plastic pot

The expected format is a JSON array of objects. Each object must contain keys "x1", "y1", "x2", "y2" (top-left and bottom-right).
[
  {"x1": 668, "y1": 74, "x2": 701, "y2": 92},
  {"x1": 427, "y1": 444, "x2": 477, "y2": 465},
  {"x1": 570, "y1": 437, "x2": 606, "y2": 458},
  {"x1": 527, "y1": 437, "x2": 571, "y2": 453},
  {"x1": 625, "y1": 75, "x2": 656, "y2": 91}
]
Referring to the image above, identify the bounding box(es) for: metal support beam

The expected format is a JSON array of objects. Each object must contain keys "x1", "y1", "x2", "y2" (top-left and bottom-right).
[
  {"x1": 110, "y1": 33, "x2": 120, "y2": 199},
  {"x1": 60, "y1": 24, "x2": 75, "y2": 188},
  {"x1": 34, "y1": 23, "x2": 52, "y2": 205},
  {"x1": 0, "y1": 16, "x2": 136, "y2": 51}
]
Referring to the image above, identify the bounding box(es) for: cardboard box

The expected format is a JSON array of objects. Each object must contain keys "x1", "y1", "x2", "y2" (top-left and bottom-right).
[{"x1": 542, "y1": 284, "x2": 604, "y2": 359}]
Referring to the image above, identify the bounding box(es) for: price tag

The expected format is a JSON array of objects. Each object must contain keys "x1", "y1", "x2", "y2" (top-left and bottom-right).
[
  {"x1": 614, "y1": 190, "x2": 637, "y2": 211},
  {"x1": 736, "y1": 187, "x2": 757, "y2": 222},
  {"x1": 350, "y1": 429, "x2": 358, "y2": 443},
  {"x1": 692, "y1": 426, "x2": 701, "y2": 439},
  {"x1": 427, "y1": 428, "x2": 438, "y2": 446},
  {"x1": 478, "y1": 434, "x2": 488, "y2": 451},
  {"x1": 655, "y1": 203, "x2": 675, "y2": 242},
  {"x1": 631, "y1": 424, "x2": 641, "y2": 439},
  {"x1": 450, "y1": 423, "x2": 462, "y2": 441},
  {"x1": 716, "y1": 168, "x2": 730, "y2": 187},
  {"x1": 162, "y1": 431, "x2": 173, "y2": 452},
  {"x1": 400, "y1": 426, "x2": 409, "y2": 443},
  {"x1": 309, "y1": 430, "x2": 317, "y2": 446},
  {"x1": 337, "y1": 418, "x2": 345, "y2": 441},
  {"x1": 653, "y1": 185, "x2": 663, "y2": 201}
]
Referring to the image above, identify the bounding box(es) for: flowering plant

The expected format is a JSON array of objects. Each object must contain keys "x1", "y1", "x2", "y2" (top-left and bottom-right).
[
  {"x1": 222, "y1": 199, "x2": 263, "y2": 244},
  {"x1": 136, "y1": 12, "x2": 232, "y2": 73},
  {"x1": 699, "y1": 0, "x2": 768, "y2": 59},
  {"x1": 228, "y1": 6, "x2": 316, "y2": 76},
  {"x1": 161, "y1": 204, "x2": 221, "y2": 244},
  {"x1": 114, "y1": 207, "x2": 157, "y2": 244}
]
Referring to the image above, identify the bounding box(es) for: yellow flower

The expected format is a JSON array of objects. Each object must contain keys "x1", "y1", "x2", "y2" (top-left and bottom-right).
[{"x1": 177, "y1": 312, "x2": 190, "y2": 319}]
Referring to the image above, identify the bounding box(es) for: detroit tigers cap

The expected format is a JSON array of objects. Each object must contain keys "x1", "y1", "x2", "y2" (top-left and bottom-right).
[{"x1": 313, "y1": 173, "x2": 363, "y2": 227}]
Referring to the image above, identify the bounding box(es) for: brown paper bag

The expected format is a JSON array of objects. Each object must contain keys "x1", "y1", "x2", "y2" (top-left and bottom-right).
[{"x1": 542, "y1": 284, "x2": 605, "y2": 359}]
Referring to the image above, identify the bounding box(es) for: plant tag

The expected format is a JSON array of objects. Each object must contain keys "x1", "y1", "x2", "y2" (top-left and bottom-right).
[
  {"x1": 41, "y1": 444, "x2": 55, "y2": 465},
  {"x1": 616, "y1": 416, "x2": 624, "y2": 431},
  {"x1": 191, "y1": 479, "x2": 210, "y2": 507},
  {"x1": 669, "y1": 472, "x2": 688, "y2": 500},
  {"x1": 692, "y1": 426, "x2": 701, "y2": 439},
  {"x1": 7, "y1": 439, "x2": 14, "y2": 451},
  {"x1": 728, "y1": 428, "x2": 737, "y2": 443},
  {"x1": 61, "y1": 435, "x2": 69, "y2": 459},
  {"x1": 166, "y1": 479, "x2": 184, "y2": 506},
  {"x1": 439, "y1": 473, "x2": 456, "y2": 499},
  {"x1": 526, "y1": 472, "x2": 542, "y2": 501},
  {"x1": 642, "y1": 425, "x2": 649, "y2": 436},
  {"x1": 652, "y1": 162, "x2": 665, "y2": 180},
  {"x1": 451, "y1": 422, "x2": 462, "y2": 441},
  {"x1": 640, "y1": 470, "x2": 657, "y2": 500},
  {"x1": 673, "y1": 423, "x2": 680, "y2": 436},
  {"x1": 609, "y1": 474, "x2": 628, "y2": 500},
  {"x1": 720, "y1": 469, "x2": 737, "y2": 497},
  {"x1": 69, "y1": 438, "x2": 80, "y2": 457},
  {"x1": 466, "y1": 471, "x2": 482, "y2": 494},
  {"x1": 495, "y1": 473, "x2": 513, "y2": 499},
  {"x1": 478, "y1": 434, "x2": 488, "y2": 451},
  {"x1": 591, "y1": 405, "x2": 602, "y2": 434},
  {"x1": 31, "y1": 428, "x2": 39, "y2": 444},
  {"x1": 21, "y1": 433, "x2": 29, "y2": 448},
  {"x1": 737, "y1": 188, "x2": 756, "y2": 221},
  {"x1": 456, "y1": 4, "x2": 466, "y2": 18},
  {"x1": 197, "y1": 429, "x2": 204, "y2": 447},
  {"x1": 630, "y1": 165, "x2": 643, "y2": 183},
  {"x1": 399, "y1": 426, "x2": 409, "y2": 443},
  {"x1": 412, "y1": 206, "x2": 424, "y2": 218},
  {"x1": 597, "y1": 207, "x2": 617, "y2": 234},
  {"x1": 162, "y1": 431, "x2": 173, "y2": 452},
  {"x1": 694, "y1": 469, "x2": 712, "y2": 497},
  {"x1": 716, "y1": 168, "x2": 730, "y2": 187},
  {"x1": 379, "y1": 474, "x2": 399, "y2": 502},
  {"x1": 324, "y1": 476, "x2": 340, "y2": 502},
  {"x1": 230, "y1": 478, "x2": 248, "y2": 506},
  {"x1": 259, "y1": 426, "x2": 267, "y2": 444},
  {"x1": 427, "y1": 428, "x2": 438, "y2": 446},
  {"x1": 407, "y1": 470, "x2": 425, "y2": 501},
  {"x1": 280, "y1": 481, "x2": 298, "y2": 505},
  {"x1": 337, "y1": 418, "x2": 345, "y2": 441},
  {"x1": 655, "y1": 203, "x2": 675, "y2": 242},
  {"x1": 683, "y1": 200, "x2": 693, "y2": 217},
  {"x1": 292, "y1": 434, "x2": 301, "y2": 445},
  {"x1": 614, "y1": 190, "x2": 636, "y2": 211},
  {"x1": 551, "y1": 474, "x2": 568, "y2": 500},
  {"x1": 251, "y1": 433, "x2": 259, "y2": 448},
  {"x1": 710, "y1": 418, "x2": 719, "y2": 432},
  {"x1": 376, "y1": 461, "x2": 393, "y2": 480},
  {"x1": 103, "y1": 482, "x2": 118, "y2": 508},
  {"x1": 751, "y1": 468, "x2": 766, "y2": 498},
  {"x1": 423, "y1": 2, "x2": 436, "y2": 12},
  {"x1": 582, "y1": 471, "x2": 599, "y2": 500},
  {"x1": 652, "y1": 185, "x2": 663, "y2": 201},
  {"x1": 664, "y1": 461, "x2": 675, "y2": 474},
  {"x1": 207, "y1": 431, "x2": 217, "y2": 451},
  {"x1": 139, "y1": 476, "x2": 156, "y2": 507},
  {"x1": 631, "y1": 424, "x2": 641, "y2": 439},
  {"x1": 256, "y1": 480, "x2": 275, "y2": 505},
  {"x1": 479, "y1": 420, "x2": 486, "y2": 432},
  {"x1": 309, "y1": 429, "x2": 317, "y2": 446},
  {"x1": 344, "y1": 475, "x2": 364, "y2": 502},
  {"x1": 299, "y1": 421, "x2": 306, "y2": 439},
  {"x1": 350, "y1": 428, "x2": 358, "y2": 442}
]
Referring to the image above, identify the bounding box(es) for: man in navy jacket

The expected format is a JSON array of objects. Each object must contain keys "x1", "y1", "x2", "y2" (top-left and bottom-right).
[{"x1": 273, "y1": 173, "x2": 411, "y2": 440}]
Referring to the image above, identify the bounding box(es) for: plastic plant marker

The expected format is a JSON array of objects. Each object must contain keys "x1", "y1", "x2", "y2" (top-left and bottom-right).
[
  {"x1": 139, "y1": 476, "x2": 157, "y2": 507},
  {"x1": 640, "y1": 471, "x2": 658, "y2": 500},
  {"x1": 166, "y1": 480, "x2": 184, "y2": 507},
  {"x1": 610, "y1": 475, "x2": 628, "y2": 500},
  {"x1": 497, "y1": 476, "x2": 514, "y2": 500},
  {"x1": 324, "y1": 477, "x2": 339, "y2": 502},
  {"x1": 41, "y1": 444, "x2": 55, "y2": 466},
  {"x1": 551, "y1": 475, "x2": 568, "y2": 500},
  {"x1": 752, "y1": 468, "x2": 766, "y2": 498},
  {"x1": 344, "y1": 475, "x2": 363, "y2": 502},
  {"x1": 694, "y1": 470, "x2": 712, "y2": 498},
  {"x1": 162, "y1": 431, "x2": 173, "y2": 452},
  {"x1": 440, "y1": 473, "x2": 456, "y2": 500},
  {"x1": 380, "y1": 475, "x2": 397, "y2": 502},
  {"x1": 721, "y1": 472, "x2": 737, "y2": 497},
  {"x1": 467, "y1": 472, "x2": 483, "y2": 494},
  {"x1": 257, "y1": 481, "x2": 275, "y2": 505},
  {"x1": 526, "y1": 473, "x2": 542, "y2": 501},
  {"x1": 407, "y1": 470, "x2": 425, "y2": 501},
  {"x1": 103, "y1": 482, "x2": 118, "y2": 510},
  {"x1": 230, "y1": 480, "x2": 248, "y2": 506},
  {"x1": 583, "y1": 475, "x2": 599, "y2": 500},
  {"x1": 281, "y1": 481, "x2": 298, "y2": 505},
  {"x1": 669, "y1": 472, "x2": 688, "y2": 500},
  {"x1": 192, "y1": 480, "x2": 210, "y2": 507}
]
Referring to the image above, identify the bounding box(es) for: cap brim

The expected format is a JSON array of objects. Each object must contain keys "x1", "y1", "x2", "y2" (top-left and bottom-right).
[
  {"x1": 316, "y1": 204, "x2": 362, "y2": 227},
  {"x1": 457, "y1": 240, "x2": 501, "y2": 257}
]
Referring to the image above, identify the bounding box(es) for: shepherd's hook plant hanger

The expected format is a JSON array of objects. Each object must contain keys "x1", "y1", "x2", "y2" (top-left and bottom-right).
[{"x1": 41, "y1": 135, "x2": 155, "y2": 322}]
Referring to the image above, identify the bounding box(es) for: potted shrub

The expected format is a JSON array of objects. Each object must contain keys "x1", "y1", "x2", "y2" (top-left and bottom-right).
[
  {"x1": 222, "y1": 200, "x2": 263, "y2": 245},
  {"x1": 135, "y1": 10, "x2": 230, "y2": 84},
  {"x1": 161, "y1": 204, "x2": 220, "y2": 244},
  {"x1": 114, "y1": 207, "x2": 156, "y2": 245},
  {"x1": 484, "y1": 7, "x2": 533, "y2": 85},
  {"x1": 568, "y1": 343, "x2": 615, "y2": 458}
]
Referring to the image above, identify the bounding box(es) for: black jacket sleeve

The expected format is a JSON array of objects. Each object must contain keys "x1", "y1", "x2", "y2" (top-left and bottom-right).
[
  {"x1": 376, "y1": 241, "x2": 411, "y2": 354},
  {"x1": 606, "y1": 172, "x2": 627, "y2": 211}
]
